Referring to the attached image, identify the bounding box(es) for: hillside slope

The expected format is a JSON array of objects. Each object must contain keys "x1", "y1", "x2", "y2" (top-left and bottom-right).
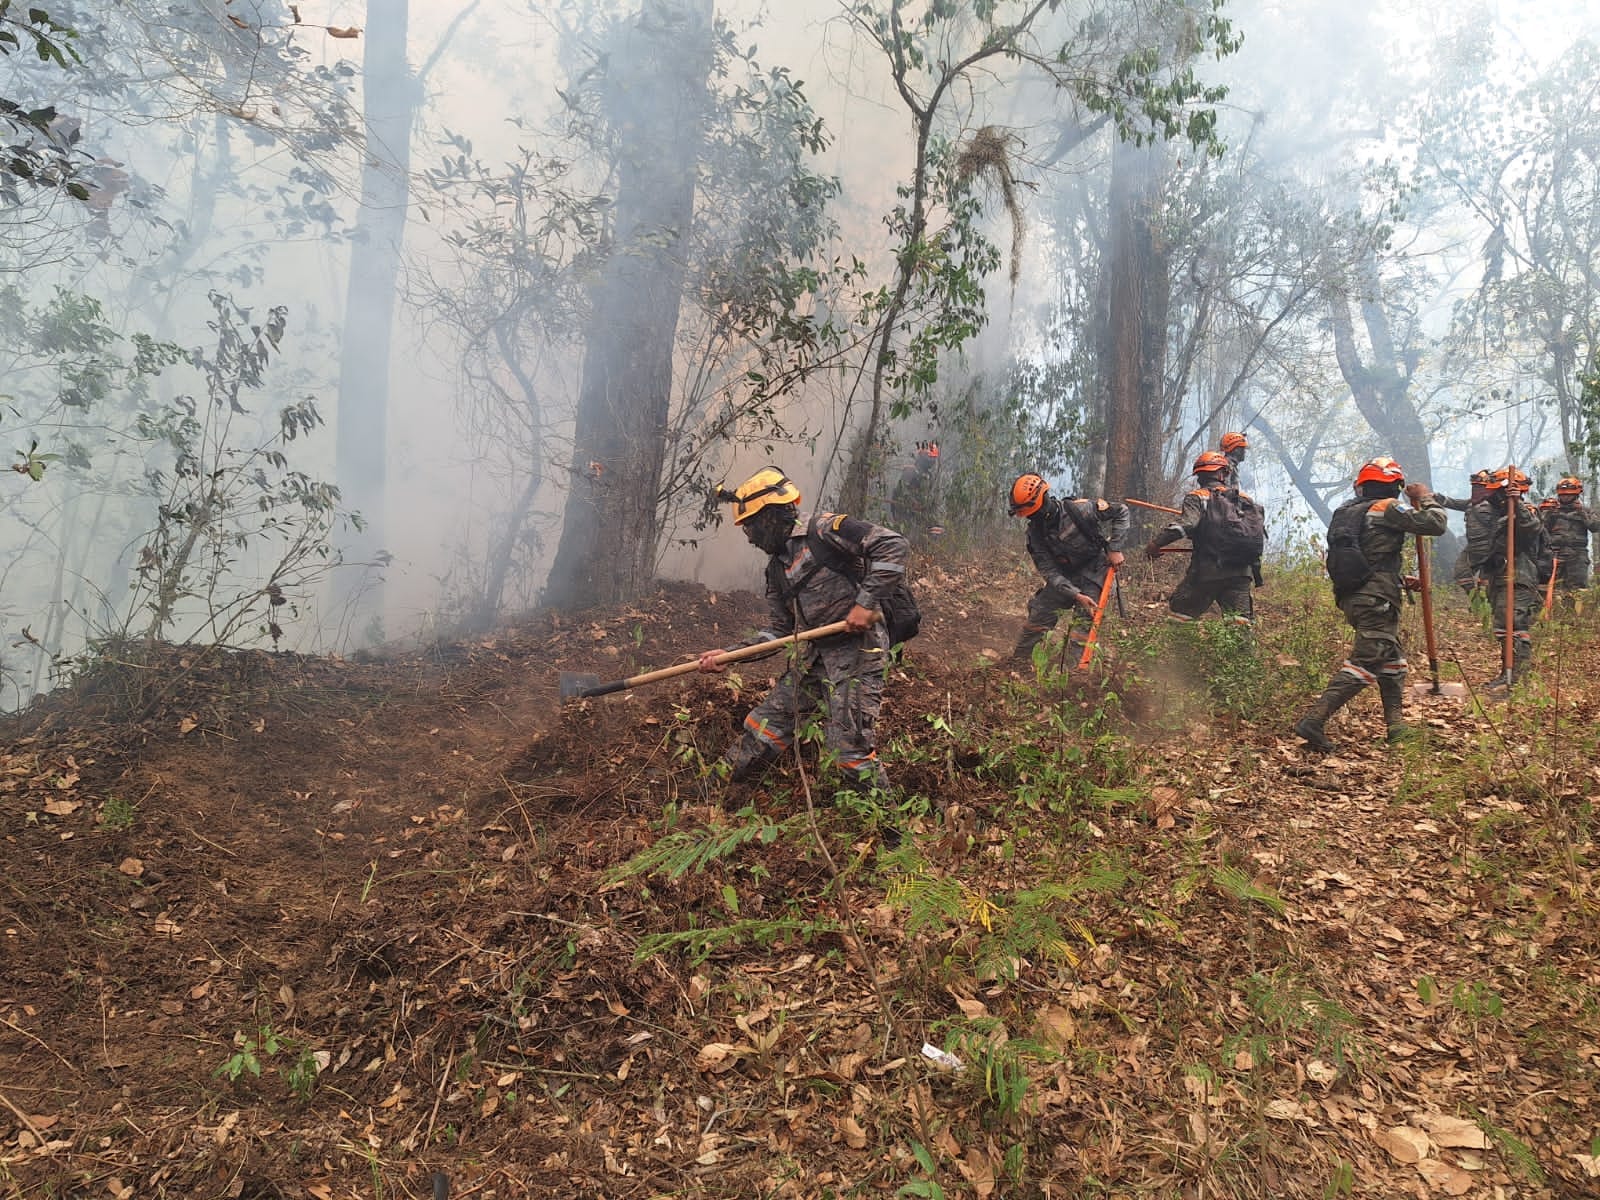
[{"x1": 2, "y1": 552, "x2": 1597, "y2": 1199}]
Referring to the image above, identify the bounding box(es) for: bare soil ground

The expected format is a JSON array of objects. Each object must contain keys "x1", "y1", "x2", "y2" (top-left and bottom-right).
[{"x1": 2, "y1": 553, "x2": 1597, "y2": 1199}]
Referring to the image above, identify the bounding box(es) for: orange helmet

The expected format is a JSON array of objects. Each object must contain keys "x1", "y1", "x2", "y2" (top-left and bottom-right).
[
  {"x1": 1220, "y1": 432, "x2": 1249, "y2": 453},
  {"x1": 1193, "y1": 451, "x2": 1230, "y2": 477},
  {"x1": 1009, "y1": 473, "x2": 1049, "y2": 518},
  {"x1": 1486, "y1": 467, "x2": 1531, "y2": 493},
  {"x1": 1557, "y1": 476, "x2": 1582, "y2": 495},
  {"x1": 1539, "y1": 497, "x2": 1558, "y2": 510},
  {"x1": 1355, "y1": 456, "x2": 1404, "y2": 487},
  {"x1": 922, "y1": 442, "x2": 940, "y2": 459}
]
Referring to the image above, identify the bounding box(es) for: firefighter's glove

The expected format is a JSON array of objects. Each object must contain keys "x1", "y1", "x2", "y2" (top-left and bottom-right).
[
  {"x1": 1402, "y1": 575, "x2": 1423, "y2": 593},
  {"x1": 1143, "y1": 541, "x2": 1163, "y2": 562},
  {"x1": 1073, "y1": 592, "x2": 1098, "y2": 613}
]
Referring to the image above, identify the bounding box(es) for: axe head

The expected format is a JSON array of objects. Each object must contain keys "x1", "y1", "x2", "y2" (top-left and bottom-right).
[{"x1": 559, "y1": 671, "x2": 602, "y2": 701}]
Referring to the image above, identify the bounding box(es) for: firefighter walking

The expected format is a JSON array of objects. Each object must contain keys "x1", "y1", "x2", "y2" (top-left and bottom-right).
[
  {"x1": 1143, "y1": 451, "x2": 1264, "y2": 625},
  {"x1": 1294, "y1": 457, "x2": 1446, "y2": 751},
  {"x1": 1467, "y1": 467, "x2": 1543, "y2": 688},
  {"x1": 1543, "y1": 476, "x2": 1600, "y2": 591}
]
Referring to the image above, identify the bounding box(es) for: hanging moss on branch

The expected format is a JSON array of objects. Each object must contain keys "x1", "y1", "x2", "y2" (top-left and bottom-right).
[{"x1": 956, "y1": 125, "x2": 1029, "y2": 287}]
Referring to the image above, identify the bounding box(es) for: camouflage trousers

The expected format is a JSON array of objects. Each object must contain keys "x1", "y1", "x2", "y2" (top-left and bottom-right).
[
  {"x1": 1335, "y1": 592, "x2": 1408, "y2": 687},
  {"x1": 1013, "y1": 567, "x2": 1109, "y2": 660},
  {"x1": 723, "y1": 631, "x2": 890, "y2": 791},
  {"x1": 1554, "y1": 555, "x2": 1591, "y2": 590},
  {"x1": 1488, "y1": 577, "x2": 1538, "y2": 673},
  {"x1": 1168, "y1": 564, "x2": 1253, "y2": 624}
]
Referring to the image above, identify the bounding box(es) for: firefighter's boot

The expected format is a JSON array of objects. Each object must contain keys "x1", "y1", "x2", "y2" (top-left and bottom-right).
[
  {"x1": 1377, "y1": 674, "x2": 1415, "y2": 745},
  {"x1": 1293, "y1": 674, "x2": 1365, "y2": 752},
  {"x1": 1511, "y1": 635, "x2": 1533, "y2": 685}
]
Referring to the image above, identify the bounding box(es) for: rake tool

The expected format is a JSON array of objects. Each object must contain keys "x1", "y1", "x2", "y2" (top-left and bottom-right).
[
  {"x1": 1542, "y1": 556, "x2": 1559, "y2": 619},
  {"x1": 1489, "y1": 475, "x2": 1520, "y2": 690},
  {"x1": 1077, "y1": 565, "x2": 1117, "y2": 669},
  {"x1": 559, "y1": 619, "x2": 851, "y2": 701}
]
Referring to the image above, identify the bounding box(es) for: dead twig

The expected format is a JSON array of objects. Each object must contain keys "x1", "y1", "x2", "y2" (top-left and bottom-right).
[{"x1": 0, "y1": 1086, "x2": 48, "y2": 1149}]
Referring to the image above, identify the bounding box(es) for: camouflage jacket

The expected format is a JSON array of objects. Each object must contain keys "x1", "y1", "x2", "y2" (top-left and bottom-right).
[
  {"x1": 1542, "y1": 501, "x2": 1600, "y2": 560},
  {"x1": 1026, "y1": 498, "x2": 1130, "y2": 597},
  {"x1": 757, "y1": 512, "x2": 909, "y2": 641},
  {"x1": 1336, "y1": 494, "x2": 1447, "y2": 605},
  {"x1": 1467, "y1": 498, "x2": 1545, "y2": 587}
]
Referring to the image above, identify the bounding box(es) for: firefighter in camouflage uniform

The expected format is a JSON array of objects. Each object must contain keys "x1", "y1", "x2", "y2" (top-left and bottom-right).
[
  {"x1": 1294, "y1": 457, "x2": 1446, "y2": 751},
  {"x1": 1006, "y1": 474, "x2": 1128, "y2": 661},
  {"x1": 1219, "y1": 431, "x2": 1249, "y2": 489},
  {"x1": 1144, "y1": 451, "x2": 1260, "y2": 624},
  {"x1": 1543, "y1": 476, "x2": 1600, "y2": 590},
  {"x1": 1467, "y1": 467, "x2": 1543, "y2": 688},
  {"x1": 1434, "y1": 469, "x2": 1493, "y2": 591},
  {"x1": 698, "y1": 467, "x2": 908, "y2": 791}
]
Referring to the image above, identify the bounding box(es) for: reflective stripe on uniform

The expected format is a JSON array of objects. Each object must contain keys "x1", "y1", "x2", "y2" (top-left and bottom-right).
[
  {"x1": 836, "y1": 752, "x2": 879, "y2": 772},
  {"x1": 744, "y1": 714, "x2": 788, "y2": 749},
  {"x1": 1340, "y1": 661, "x2": 1378, "y2": 684}
]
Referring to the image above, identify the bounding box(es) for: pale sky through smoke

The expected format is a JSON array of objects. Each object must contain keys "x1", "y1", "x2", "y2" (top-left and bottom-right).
[
  {"x1": 0, "y1": 0, "x2": 1594, "y2": 694},
  {"x1": 356, "y1": 0, "x2": 1600, "y2": 611}
]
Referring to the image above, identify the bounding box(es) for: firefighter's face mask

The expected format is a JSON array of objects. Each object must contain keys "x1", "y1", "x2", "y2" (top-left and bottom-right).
[{"x1": 743, "y1": 505, "x2": 796, "y2": 555}]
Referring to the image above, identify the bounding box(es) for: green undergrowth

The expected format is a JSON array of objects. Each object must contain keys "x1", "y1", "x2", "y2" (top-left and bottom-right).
[{"x1": 590, "y1": 561, "x2": 1600, "y2": 1195}]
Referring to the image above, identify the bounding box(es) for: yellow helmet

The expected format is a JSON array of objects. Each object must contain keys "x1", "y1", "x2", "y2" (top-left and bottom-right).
[{"x1": 720, "y1": 467, "x2": 801, "y2": 525}]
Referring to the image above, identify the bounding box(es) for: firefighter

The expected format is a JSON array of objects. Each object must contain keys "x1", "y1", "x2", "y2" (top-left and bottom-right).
[
  {"x1": 1294, "y1": 457, "x2": 1446, "y2": 751},
  {"x1": 1543, "y1": 476, "x2": 1600, "y2": 590},
  {"x1": 697, "y1": 467, "x2": 908, "y2": 792},
  {"x1": 1007, "y1": 473, "x2": 1128, "y2": 662},
  {"x1": 1219, "y1": 431, "x2": 1249, "y2": 488},
  {"x1": 890, "y1": 443, "x2": 941, "y2": 543},
  {"x1": 1434, "y1": 469, "x2": 1493, "y2": 591},
  {"x1": 1143, "y1": 451, "x2": 1263, "y2": 625},
  {"x1": 1467, "y1": 467, "x2": 1543, "y2": 688}
]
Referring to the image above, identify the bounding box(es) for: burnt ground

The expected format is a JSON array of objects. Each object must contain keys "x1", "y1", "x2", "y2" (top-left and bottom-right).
[{"x1": 2, "y1": 551, "x2": 1598, "y2": 1199}]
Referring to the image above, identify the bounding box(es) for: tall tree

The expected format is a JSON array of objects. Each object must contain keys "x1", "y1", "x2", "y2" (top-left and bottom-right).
[
  {"x1": 335, "y1": 2, "x2": 411, "y2": 628},
  {"x1": 1419, "y1": 37, "x2": 1600, "y2": 474},
  {"x1": 1099, "y1": 136, "x2": 1169, "y2": 502},
  {"x1": 544, "y1": 0, "x2": 714, "y2": 611},
  {"x1": 1329, "y1": 250, "x2": 1433, "y2": 482},
  {"x1": 835, "y1": 0, "x2": 1238, "y2": 514}
]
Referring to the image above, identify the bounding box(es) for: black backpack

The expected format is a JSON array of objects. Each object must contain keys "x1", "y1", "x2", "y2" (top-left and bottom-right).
[
  {"x1": 1196, "y1": 487, "x2": 1266, "y2": 567},
  {"x1": 1325, "y1": 500, "x2": 1376, "y2": 599},
  {"x1": 771, "y1": 518, "x2": 922, "y2": 647}
]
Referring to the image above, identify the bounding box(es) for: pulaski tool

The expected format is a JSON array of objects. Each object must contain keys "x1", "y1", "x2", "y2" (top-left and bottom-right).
[{"x1": 560, "y1": 619, "x2": 853, "y2": 702}]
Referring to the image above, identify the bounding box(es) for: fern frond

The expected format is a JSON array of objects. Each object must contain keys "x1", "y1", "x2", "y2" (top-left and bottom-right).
[
  {"x1": 1212, "y1": 865, "x2": 1286, "y2": 915},
  {"x1": 606, "y1": 812, "x2": 804, "y2": 883}
]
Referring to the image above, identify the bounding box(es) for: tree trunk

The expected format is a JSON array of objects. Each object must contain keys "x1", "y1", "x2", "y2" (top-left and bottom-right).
[
  {"x1": 1100, "y1": 137, "x2": 1170, "y2": 508},
  {"x1": 1329, "y1": 252, "x2": 1433, "y2": 484},
  {"x1": 544, "y1": 0, "x2": 713, "y2": 612},
  {"x1": 336, "y1": 0, "x2": 416, "y2": 629}
]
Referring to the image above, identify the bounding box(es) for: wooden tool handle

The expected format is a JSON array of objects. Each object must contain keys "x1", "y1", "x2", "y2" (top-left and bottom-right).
[
  {"x1": 581, "y1": 620, "x2": 856, "y2": 697},
  {"x1": 1415, "y1": 533, "x2": 1441, "y2": 682},
  {"x1": 1125, "y1": 497, "x2": 1182, "y2": 515}
]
